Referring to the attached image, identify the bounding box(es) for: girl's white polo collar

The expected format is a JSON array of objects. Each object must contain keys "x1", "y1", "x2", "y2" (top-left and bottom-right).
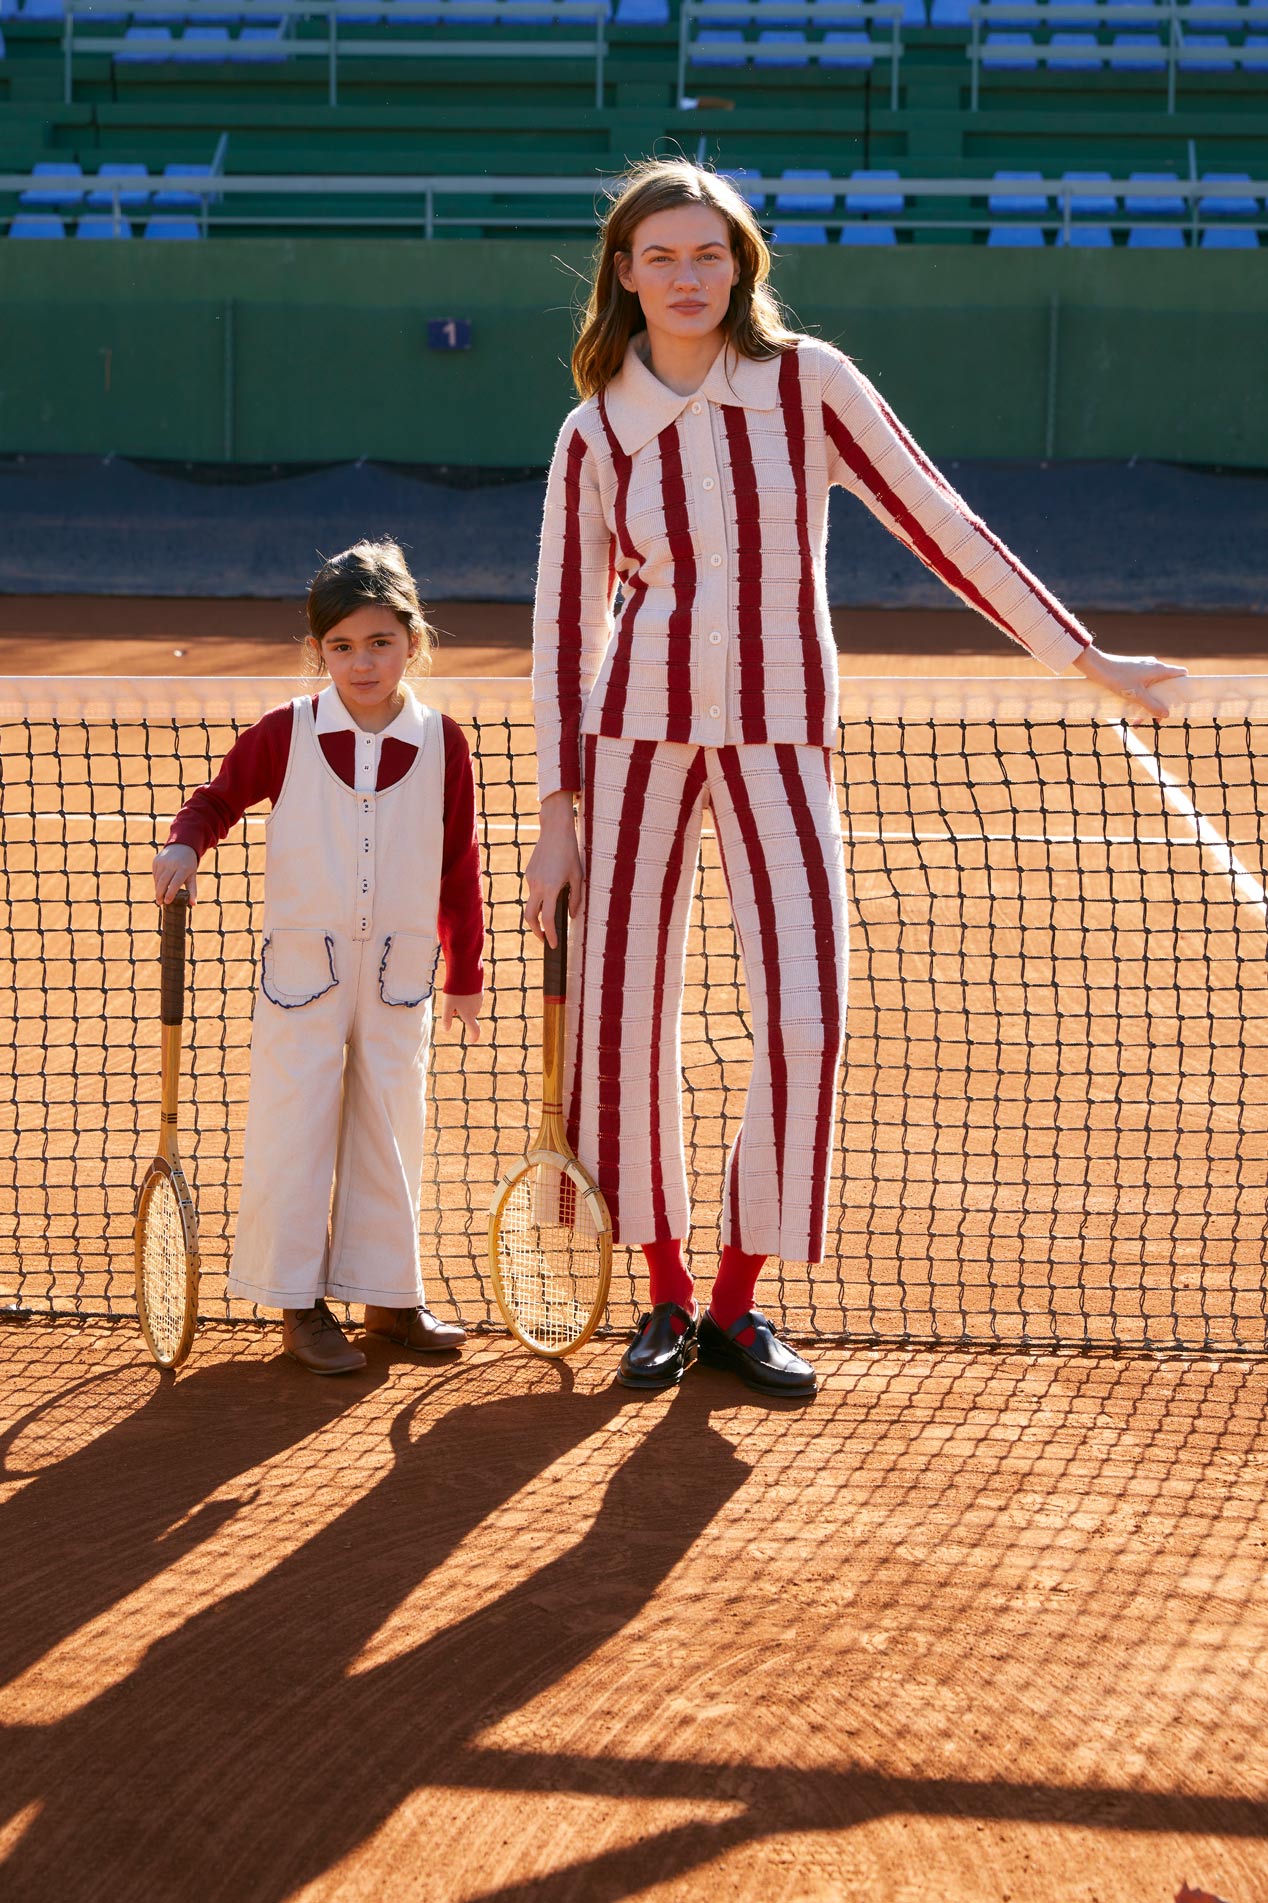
[{"x1": 313, "y1": 683, "x2": 427, "y2": 793}]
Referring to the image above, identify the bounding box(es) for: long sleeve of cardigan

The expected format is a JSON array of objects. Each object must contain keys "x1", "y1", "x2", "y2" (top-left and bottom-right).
[
  {"x1": 167, "y1": 706, "x2": 484, "y2": 997},
  {"x1": 820, "y1": 352, "x2": 1092, "y2": 674},
  {"x1": 532, "y1": 418, "x2": 618, "y2": 801}
]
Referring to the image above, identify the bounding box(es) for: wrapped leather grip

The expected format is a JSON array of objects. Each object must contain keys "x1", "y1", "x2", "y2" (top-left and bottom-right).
[
  {"x1": 543, "y1": 887, "x2": 569, "y2": 999},
  {"x1": 160, "y1": 890, "x2": 188, "y2": 1028}
]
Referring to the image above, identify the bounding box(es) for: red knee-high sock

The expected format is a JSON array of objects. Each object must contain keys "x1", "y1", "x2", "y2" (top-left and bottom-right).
[
  {"x1": 709, "y1": 1246, "x2": 767, "y2": 1336},
  {"x1": 642, "y1": 1239, "x2": 695, "y2": 1329}
]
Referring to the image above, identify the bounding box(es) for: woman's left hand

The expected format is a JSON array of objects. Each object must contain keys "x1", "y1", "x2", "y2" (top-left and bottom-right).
[{"x1": 1072, "y1": 646, "x2": 1189, "y2": 724}]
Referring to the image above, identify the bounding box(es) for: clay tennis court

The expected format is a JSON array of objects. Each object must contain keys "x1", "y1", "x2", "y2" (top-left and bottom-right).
[{"x1": 2, "y1": 603, "x2": 1267, "y2": 1901}]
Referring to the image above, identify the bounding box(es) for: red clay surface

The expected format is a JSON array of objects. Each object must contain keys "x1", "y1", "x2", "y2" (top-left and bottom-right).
[
  {"x1": 3, "y1": 608, "x2": 1267, "y2": 1900},
  {"x1": 0, "y1": 599, "x2": 1261, "y2": 679},
  {"x1": 2, "y1": 1322, "x2": 1266, "y2": 1903}
]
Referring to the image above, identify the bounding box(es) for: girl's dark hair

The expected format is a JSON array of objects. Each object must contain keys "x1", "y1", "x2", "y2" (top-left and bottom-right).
[
  {"x1": 305, "y1": 538, "x2": 434, "y2": 675},
  {"x1": 572, "y1": 157, "x2": 798, "y2": 401}
]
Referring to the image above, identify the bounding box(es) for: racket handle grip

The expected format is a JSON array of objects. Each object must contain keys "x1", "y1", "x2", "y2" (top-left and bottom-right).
[
  {"x1": 160, "y1": 890, "x2": 188, "y2": 1027},
  {"x1": 543, "y1": 886, "x2": 569, "y2": 1000}
]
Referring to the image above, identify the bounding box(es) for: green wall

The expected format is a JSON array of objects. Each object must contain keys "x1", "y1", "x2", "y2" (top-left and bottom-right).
[{"x1": 1, "y1": 240, "x2": 1266, "y2": 466}]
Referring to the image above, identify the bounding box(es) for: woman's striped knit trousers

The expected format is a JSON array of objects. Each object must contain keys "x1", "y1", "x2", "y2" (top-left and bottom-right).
[{"x1": 564, "y1": 734, "x2": 849, "y2": 1263}]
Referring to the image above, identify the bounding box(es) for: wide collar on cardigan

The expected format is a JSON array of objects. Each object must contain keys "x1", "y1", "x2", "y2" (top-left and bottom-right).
[{"x1": 600, "y1": 338, "x2": 784, "y2": 456}]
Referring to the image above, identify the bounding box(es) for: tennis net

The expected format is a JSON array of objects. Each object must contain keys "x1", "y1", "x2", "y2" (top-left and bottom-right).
[{"x1": 2, "y1": 673, "x2": 1266, "y2": 1353}]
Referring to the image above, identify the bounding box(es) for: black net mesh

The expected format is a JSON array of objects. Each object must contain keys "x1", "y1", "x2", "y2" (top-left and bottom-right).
[{"x1": 2, "y1": 676, "x2": 1266, "y2": 1352}]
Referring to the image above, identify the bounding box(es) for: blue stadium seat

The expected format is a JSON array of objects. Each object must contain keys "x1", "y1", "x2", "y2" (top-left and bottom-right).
[
  {"x1": 1244, "y1": 35, "x2": 1268, "y2": 68},
  {"x1": 720, "y1": 167, "x2": 766, "y2": 211},
  {"x1": 173, "y1": 25, "x2": 231, "y2": 54},
  {"x1": 1061, "y1": 171, "x2": 1117, "y2": 217},
  {"x1": 987, "y1": 171, "x2": 1047, "y2": 216},
  {"x1": 1179, "y1": 29, "x2": 1234, "y2": 69},
  {"x1": 153, "y1": 163, "x2": 215, "y2": 210},
  {"x1": 841, "y1": 223, "x2": 896, "y2": 244},
  {"x1": 773, "y1": 223, "x2": 829, "y2": 244},
  {"x1": 1107, "y1": 31, "x2": 1166, "y2": 68},
  {"x1": 1199, "y1": 173, "x2": 1257, "y2": 217},
  {"x1": 76, "y1": 214, "x2": 133, "y2": 237},
  {"x1": 929, "y1": 0, "x2": 969, "y2": 24},
  {"x1": 1127, "y1": 171, "x2": 1185, "y2": 217},
  {"x1": 1128, "y1": 225, "x2": 1185, "y2": 246},
  {"x1": 693, "y1": 26, "x2": 745, "y2": 59},
  {"x1": 19, "y1": 162, "x2": 84, "y2": 208},
  {"x1": 144, "y1": 216, "x2": 203, "y2": 238},
  {"x1": 821, "y1": 28, "x2": 873, "y2": 64},
  {"x1": 981, "y1": 29, "x2": 1036, "y2": 65},
  {"x1": 694, "y1": 0, "x2": 749, "y2": 17},
  {"x1": 0, "y1": 26, "x2": 6, "y2": 51},
  {"x1": 117, "y1": 23, "x2": 173, "y2": 57},
  {"x1": 987, "y1": 225, "x2": 1046, "y2": 245},
  {"x1": 1057, "y1": 224, "x2": 1114, "y2": 246},
  {"x1": 775, "y1": 169, "x2": 835, "y2": 214},
  {"x1": 10, "y1": 214, "x2": 66, "y2": 236},
  {"x1": 236, "y1": 22, "x2": 286, "y2": 55},
  {"x1": 755, "y1": 28, "x2": 809, "y2": 60},
  {"x1": 86, "y1": 163, "x2": 149, "y2": 210},
  {"x1": 19, "y1": 0, "x2": 65, "y2": 15},
  {"x1": 1047, "y1": 31, "x2": 1100, "y2": 68},
  {"x1": 614, "y1": 0, "x2": 668, "y2": 21},
  {"x1": 900, "y1": 0, "x2": 926, "y2": 25},
  {"x1": 1201, "y1": 226, "x2": 1260, "y2": 248},
  {"x1": 845, "y1": 169, "x2": 903, "y2": 216}
]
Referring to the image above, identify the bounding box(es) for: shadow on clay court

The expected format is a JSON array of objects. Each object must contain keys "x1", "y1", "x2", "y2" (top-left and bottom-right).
[{"x1": 2, "y1": 1335, "x2": 1266, "y2": 1901}]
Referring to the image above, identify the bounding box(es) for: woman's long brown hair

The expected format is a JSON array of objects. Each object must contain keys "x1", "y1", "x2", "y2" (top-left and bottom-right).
[{"x1": 571, "y1": 158, "x2": 798, "y2": 400}]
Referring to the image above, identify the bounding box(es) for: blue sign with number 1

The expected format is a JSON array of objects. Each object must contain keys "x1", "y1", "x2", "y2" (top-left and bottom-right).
[{"x1": 427, "y1": 319, "x2": 473, "y2": 352}]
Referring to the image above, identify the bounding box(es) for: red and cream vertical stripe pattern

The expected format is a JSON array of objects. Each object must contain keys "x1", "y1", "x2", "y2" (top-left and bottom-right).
[
  {"x1": 820, "y1": 355, "x2": 1094, "y2": 662},
  {"x1": 565, "y1": 735, "x2": 848, "y2": 1263}
]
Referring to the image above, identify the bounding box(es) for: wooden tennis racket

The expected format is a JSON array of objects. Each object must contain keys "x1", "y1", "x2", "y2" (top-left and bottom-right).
[
  {"x1": 489, "y1": 886, "x2": 612, "y2": 1356},
  {"x1": 134, "y1": 889, "x2": 201, "y2": 1370}
]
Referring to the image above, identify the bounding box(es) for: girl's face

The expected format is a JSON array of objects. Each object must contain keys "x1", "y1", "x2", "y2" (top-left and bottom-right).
[
  {"x1": 615, "y1": 204, "x2": 740, "y2": 343},
  {"x1": 313, "y1": 605, "x2": 415, "y2": 719}
]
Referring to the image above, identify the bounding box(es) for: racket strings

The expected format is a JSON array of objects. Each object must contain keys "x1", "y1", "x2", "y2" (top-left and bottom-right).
[
  {"x1": 138, "y1": 1175, "x2": 189, "y2": 1363},
  {"x1": 496, "y1": 1161, "x2": 605, "y2": 1352}
]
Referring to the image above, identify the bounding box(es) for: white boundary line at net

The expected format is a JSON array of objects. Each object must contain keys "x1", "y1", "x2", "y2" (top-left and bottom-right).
[
  {"x1": 1, "y1": 675, "x2": 1267, "y2": 725},
  {"x1": 1117, "y1": 720, "x2": 1268, "y2": 932}
]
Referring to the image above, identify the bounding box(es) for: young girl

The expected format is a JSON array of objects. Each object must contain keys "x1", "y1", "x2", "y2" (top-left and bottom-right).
[
  {"x1": 525, "y1": 157, "x2": 1187, "y2": 1397},
  {"x1": 152, "y1": 539, "x2": 484, "y2": 1374}
]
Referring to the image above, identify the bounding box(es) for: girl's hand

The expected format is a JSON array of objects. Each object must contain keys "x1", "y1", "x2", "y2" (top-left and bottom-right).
[
  {"x1": 441, "y1": 991, "x2": 483, "y2": 1042},
  {"x1": 523, "y1": 792, "x2": 584, "y2": 947},
  {"x1": 153, "y1": 843, "x2": 199, "y2": 905},
  {"x1": 1072, "y1": 646, "x2": 1189, "y2": 724}
]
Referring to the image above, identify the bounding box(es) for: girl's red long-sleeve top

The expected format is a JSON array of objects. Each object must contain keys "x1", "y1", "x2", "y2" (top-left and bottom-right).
[{"x1": 166, "y1": 701, "x2": 485, "y2": 997}]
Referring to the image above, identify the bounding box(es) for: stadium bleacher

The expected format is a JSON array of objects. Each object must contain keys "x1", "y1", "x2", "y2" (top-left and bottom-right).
[{"x1": 0, "y1": 0, "x2": 1263, "y2": 245}]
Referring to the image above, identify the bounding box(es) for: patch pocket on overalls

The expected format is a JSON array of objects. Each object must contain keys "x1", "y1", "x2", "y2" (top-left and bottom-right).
[
  {"x1": 378, "y1": 932, "x2": 438, "y2": 1008},
  {"x1": 260, "y1": 929, "x2": 339, "y2": 1008}
]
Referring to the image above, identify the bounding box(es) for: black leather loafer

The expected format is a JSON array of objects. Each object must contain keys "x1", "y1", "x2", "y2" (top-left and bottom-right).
[
  {"x1": 697, "y1": 1308, "x2": 817, "y2": 1397},
  {"x1": 617, "y1": 1302, "x2": 698, "y2": 1390}
]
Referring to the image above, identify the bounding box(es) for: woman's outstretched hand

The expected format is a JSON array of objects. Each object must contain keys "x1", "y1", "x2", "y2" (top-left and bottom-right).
[
  {"x1": 524, "y1": 791, "x2": 584, "y2": 946},
  {"x1": 1072, "y1": 646, "x2": 1189, "y2": 724}
]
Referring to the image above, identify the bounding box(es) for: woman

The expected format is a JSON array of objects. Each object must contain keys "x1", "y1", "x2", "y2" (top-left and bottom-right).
[{"x1": 525, "y1": 157, "x2": 1184, "y2": 1397}]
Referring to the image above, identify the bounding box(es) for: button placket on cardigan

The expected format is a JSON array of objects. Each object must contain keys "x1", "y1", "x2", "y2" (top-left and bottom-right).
[
  {"x1": 681, "y1": 399, "x2": 731, "y2": 746},
  {"x1": 354, "y1": 729, "x2": 377, "y2": 940}
]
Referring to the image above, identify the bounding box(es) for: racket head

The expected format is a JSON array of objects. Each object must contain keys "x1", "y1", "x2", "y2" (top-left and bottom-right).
[
  {"x1": 489, "y1": 1151, "x2": 612, "y2": 1357},
  {"x1": 134, "y1": 1158, "x2": 200, "y2": 1370}
]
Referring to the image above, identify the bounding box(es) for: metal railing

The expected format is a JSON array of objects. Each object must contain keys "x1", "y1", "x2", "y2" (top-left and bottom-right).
[
  {"x1": 4, "y1": 170, "x2": 1266, "y2": 241},
  {"x1": 678, "y1": 0, "x2": 904, "y2": 109},
  {"x1": 968, "y1": 1, "x2": 1268, "y2": 112},
  {"x1": 61, "y1": 0, "x2": 608, "y2": 106}
]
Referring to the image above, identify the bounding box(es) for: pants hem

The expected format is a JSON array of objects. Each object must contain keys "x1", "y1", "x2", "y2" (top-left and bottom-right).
[{"x1": 326, "y1": 1276, "x2": 426, "y2": 1309}]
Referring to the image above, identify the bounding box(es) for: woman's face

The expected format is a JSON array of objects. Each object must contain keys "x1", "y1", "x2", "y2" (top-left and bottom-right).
[{"x1": 615, "y1": 204, "x2": 740, "y2": 342}]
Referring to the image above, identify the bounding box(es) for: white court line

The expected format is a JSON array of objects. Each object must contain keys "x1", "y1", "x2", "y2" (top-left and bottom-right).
[{"x1": 1116, "y1": 721, "x2": 1268, "y2": 931}]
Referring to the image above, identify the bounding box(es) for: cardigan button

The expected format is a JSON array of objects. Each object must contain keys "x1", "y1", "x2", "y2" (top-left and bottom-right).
[
  {"x1": 702, "y1": 477, "x2": 715, "y2": 491},
  {"x1": 690, "y1": 401, "x2": 703, "y2": 415},
  {"x1": 709, "y1": 553, "x2": 722, "y2": 568},
  {"x1": 708, "y1": 705, "x2": 721, "y2": 719},
  {"x1": 709, "y1": 630, "x2": 722, "y2": 645}
]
